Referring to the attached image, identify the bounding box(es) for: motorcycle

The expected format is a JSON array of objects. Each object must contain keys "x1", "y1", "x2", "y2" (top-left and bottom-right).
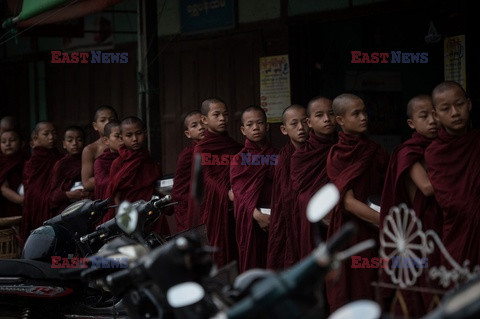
[
  {"x1": 79, "y1": 194, "x2": 175, "y2": 250},
  {"x1": 0, "y1": 195, "x2": 174, "y2": 318},
  {"x1": 21, "y1": 198, "x2": 112, "y2": 261},
  {"x1": 91, "y1": 183, "x2": 377, "y2": 319}
]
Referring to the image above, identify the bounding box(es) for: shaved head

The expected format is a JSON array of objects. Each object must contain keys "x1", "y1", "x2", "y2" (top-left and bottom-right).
[
  {"x1": 432, "y1": 81, "x2": 467, "y2": 107},
  {"x1": 0, "y1": 116, "x2": 18, "y2": 133},
  {"x1": 307, "y1": 96, "x2": 331, "y2": 117},
  {"x1": 103, "y1": 120, "x2": 120, "y2": 137},
  {"x1": 183, "y1": 110, "x2": 202, "y2": 129},
  {"x1": 94, "y1": 105, "x2": 118, "y2": 122},
  {"x1": 63, "y1": 125, "x2": 85, "y2": 140},
  {"x1": 34, "y1": 121, "x2": 54, "y2": 135},
  {"x1": 282, "y1": 104, "x2": 306, "y2": 124},
  {"x1": 332, "y1": 93, "x2": 363, "y2": 116},
  {"x1": 407, "y1": 94, "x2": 432, "y2": 119},
  {"x1": 241, "y1": 105, "x2": 267, "y2": 125},
  {"x1": 121, "y1": 116, "x2": 145, "y2": 130},
  {"x1": 201, "y1": 98, "x2": 226, "y2": 116}
]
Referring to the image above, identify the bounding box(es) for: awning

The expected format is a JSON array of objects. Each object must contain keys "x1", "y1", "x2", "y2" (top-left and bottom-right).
[{"x1": 3, "y1": 0, "x2": 125, "y2": 29}]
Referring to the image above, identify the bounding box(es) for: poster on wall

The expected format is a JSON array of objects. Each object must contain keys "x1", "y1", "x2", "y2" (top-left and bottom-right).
[
  {"x1": 260, "y1": 54, "x2": 291, "y2": 123},
  {"x1": 444, "y1": 35, "x2": 466, "y2": 90}
]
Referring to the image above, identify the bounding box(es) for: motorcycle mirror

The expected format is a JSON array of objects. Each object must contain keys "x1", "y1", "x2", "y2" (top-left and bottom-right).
[
  {"x1": 328, "y1": 300, "x2": 381, "y2": 319},
  {"x1": 116, "y1": 201, "x2": 139, "y2": 235},
  {"x1": 307, "y1": 183, "x2": 339, "y2": 223},
  {"x1": 166, "y1": 282, "x2": 205, "y2": 308},
  {"x1": 444, "y1": 275, "x2": 480, "y2": 316}
]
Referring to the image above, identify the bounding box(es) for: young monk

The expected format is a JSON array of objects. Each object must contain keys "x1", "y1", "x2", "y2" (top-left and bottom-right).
[
  {"x1": 81, "y1": 105, "x2": 118, "y2": 192},
  {"x1": 266, "y1": 104, "x2": 309, "y2": 270},
  {"x1": 425, "y1": 81, "x2": 480, "y2": 267},
  {"x1": 381, "y1": 95, "x2": 441, "y2": 230},
  {"x1": 20, "y1": 122, "x2": 62, "y2": 241},
  {"x1": 172, "y1": 111, "x2": 205, "y2": 233},
  {"x1": 189, "y1": 98, "x2": 243, "y2": 267},
  {"x1": 230, "y1": 106, "x2": 277, "y2": 272},
  {"x1": 325, "y1": 93, "x2": 389, "y2": 312},
  {"x1": 380, "y1": 95, "x2": 441, "y2": 316},
  {"x1": 104, "y1": 116, "x2": 170, "y2": 236},
  {"x1": 0, "y1": 130, "x2": 28, "y2": 217},
  {"x1": 94, "y1": 121, "x2": 123, "y2": 201},
  {"x1": 49, "y1": 126, "x2": 89, "y2": 215},
  {"x1": 290, "y1": 97, "x2": 337, "y2": 259}
]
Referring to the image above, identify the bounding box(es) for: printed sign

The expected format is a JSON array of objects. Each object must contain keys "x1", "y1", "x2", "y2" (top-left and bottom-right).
[
  {"x1": 444, "y1": 35, "x2": 466, "y2": 90},
  {"x1": 260, "y1": 55, "x2": 291, "y2": 123}
]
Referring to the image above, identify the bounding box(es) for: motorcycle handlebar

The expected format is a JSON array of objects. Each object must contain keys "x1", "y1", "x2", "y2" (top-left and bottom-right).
[
  {"x1": 224, "y1": 222, "x2": 359, "y2": 319},
  {"x1": 93, "y1": 198, "x2": 112, "y2": 212},
  {"x1": 326, "y1": 222, "x2": 357, "y2": 254},
  {"x1": 153, "y1": 194, "x2": 172, "y2": 209},
  {"x1": 106, "y1": 264, "x2": 146, "y2": 295},
  {"x1": 80, "y1": 218, "x2": 117, "y2": 243}
]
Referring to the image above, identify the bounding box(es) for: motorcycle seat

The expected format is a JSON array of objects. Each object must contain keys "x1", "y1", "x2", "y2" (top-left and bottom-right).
[{"x1": 0, "y1": 259, "x2": 65, "y2": 280}]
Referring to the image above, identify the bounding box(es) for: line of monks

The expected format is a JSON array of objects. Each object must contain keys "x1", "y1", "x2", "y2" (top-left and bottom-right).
[{"x1": 1, "y1": 80, "x2": 479, "y2": 317}]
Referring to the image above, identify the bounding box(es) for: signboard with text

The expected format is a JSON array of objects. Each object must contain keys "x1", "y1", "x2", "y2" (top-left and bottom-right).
[
  {"x1": 180, "y1": 0, "x2": 235, "y2": 34},
  {"x1": 260, "y1": 55, "x2": 291, "y2": 123}
]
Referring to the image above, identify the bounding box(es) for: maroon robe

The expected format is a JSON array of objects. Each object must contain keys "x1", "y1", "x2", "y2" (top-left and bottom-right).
[
  {"x1": 21, "y1": 147, "x2": 62, "y2": 240},
  {"x1": 266, "y1": 141, "x2": 298, "y2": 270},
  {"x1": 425, "y1": 129, "x2": 480, "y2": 267},
  {"x1": 189, "y1": 130, "x2": 243, "y2": 267},
  {"x1": 49, "y1": 153, "x2": 82, "y2": 215},
  {"x1": 0, "y1": 151, "x2": 28, "y2": 217},
  {"x1": 94, "y1": 149, "x2": 118, "y2": 200},
  {"x1": 380, "y1": 132, "x2": 442, "y2": 316},
  {"x1": 104, "y1": 146, "x2": 170, "y2": 236},
  {"x1": 291, "y1": 131, "x2": 336, "y2": 259},
  {"x1": 230, "y1": 139, "x2": 277, "y2": 272},
  {"x1": 171, "y1": 143, "x2": 195, "y2": 233},
  {"x1": 326, "y1": 132, "x2": 389, "y2": 312}
]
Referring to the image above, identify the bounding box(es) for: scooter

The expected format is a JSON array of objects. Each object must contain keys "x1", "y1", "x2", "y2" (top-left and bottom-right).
[
  {"x1": 21, "y1": 198, "x2": 112, "y2": 261},
  {"x1": 0, "y1": 195, "x2": 174, "y2": 318}
]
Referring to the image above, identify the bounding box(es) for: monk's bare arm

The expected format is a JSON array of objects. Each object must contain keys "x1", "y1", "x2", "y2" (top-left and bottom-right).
[
  {"x1": 344, "y1": 189, "x2": 379, "y2": 226},
  {"x1": 408, "y1": 161, "x2": 434, "y2": 197},
  {"x1": 228, "y1": 189, "x2": 234, "y2": 201},
  {"x1": 1, "y1": 180, "x2": 23, "y2": 205},
  {"x1": 81, "y1": 146, "x2": 95, "y2": 191},
  {"x1": 253, "y1": 208, "x2": 269, "y2": 231}
]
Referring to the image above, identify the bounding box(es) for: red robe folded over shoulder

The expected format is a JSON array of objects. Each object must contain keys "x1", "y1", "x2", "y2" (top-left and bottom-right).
[
  {"x1": 189, "y1": 130, "x2": 243, "y2": 267},
  {"x1": 49, "y1": 153, "x2": 82, "y2": 215},
  {"x1": 380, "y1": 132, "x2": 442, "y2": 317},
  {"x1": 171, "y1": 143, "x2": 195, "y2": 233},
  {"x1": 94, "y1": 149, "x2": 118, "y2": 200},
  {"x1": 230, "y1": 139, "x2": 277, "y2": 272},
  {"x1": 21, "y1": 147, "x2": 62, "y2": 240},
  {"x1": 267, "y1": 141, "x2": 297, "y2": 270},
  {"x1": 425, "y1": 129, "x2": 480, "y2": 267},
  {"x1": 291, "y1": 131, "x2": 336, "y2": 259},
  {"x1": 104, "y1": 146, "x2": 170, "y2": 236},
  {"x1": 0, "y1": 151, "x2": 29, "y2": 217},
  {"x1": 326, "y1": 132, "x2": 389, "y2": 312}
]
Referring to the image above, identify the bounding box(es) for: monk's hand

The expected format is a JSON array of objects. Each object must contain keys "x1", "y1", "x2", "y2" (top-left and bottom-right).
[
  {"x1": 66, "y1": 189, "x2": 87, "y2": 200},
  {"x1": 228, "y1": 189, "x2": 234, "y2": 201},
  {"x1": 253, "y1": 208, "x2": 270, "y2": 232}
]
